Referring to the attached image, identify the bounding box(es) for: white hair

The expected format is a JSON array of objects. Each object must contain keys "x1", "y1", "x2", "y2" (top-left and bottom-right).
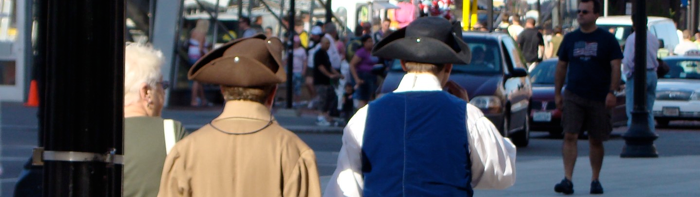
[{"x1": 124, "y1": 43, "x2": 163, "y2": 106}]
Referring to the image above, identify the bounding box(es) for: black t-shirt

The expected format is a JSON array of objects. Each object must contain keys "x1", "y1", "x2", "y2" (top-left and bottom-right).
[
  {"x1": 518, "y1": 28, "x2": 544, "y2": 63},
  {"x1": 314, "y1": 49, "x2": 332, "y2": 85},
  {"x1": 557, "y1": 28, "x2": 624, "y2": 102},
  {"x1": 343, "y1": 93, "x2": 354, "y2": 111}
]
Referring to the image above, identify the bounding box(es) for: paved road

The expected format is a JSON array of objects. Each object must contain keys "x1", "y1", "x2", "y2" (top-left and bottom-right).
[{"x1": 2, "y1": 102, "x2": 700, "y2": 196}]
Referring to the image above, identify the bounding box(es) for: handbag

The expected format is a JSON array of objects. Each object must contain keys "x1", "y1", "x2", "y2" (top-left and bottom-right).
[
  {"x1": 657, "y1": 58, "x2": 669, "y2": 77},
  {"x1": 164, "y1": 119, "x2": 177, "y2": 154}
]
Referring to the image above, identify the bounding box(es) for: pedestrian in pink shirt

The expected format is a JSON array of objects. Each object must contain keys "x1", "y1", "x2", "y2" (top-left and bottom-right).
[{"x1": 395, "y1": 0, "x2": 416, "y2": 28}]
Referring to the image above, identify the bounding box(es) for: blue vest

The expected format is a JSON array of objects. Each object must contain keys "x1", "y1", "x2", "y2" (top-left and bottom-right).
[{"x1": 362, "y1": 91, "x2": 473, "y2": 197}]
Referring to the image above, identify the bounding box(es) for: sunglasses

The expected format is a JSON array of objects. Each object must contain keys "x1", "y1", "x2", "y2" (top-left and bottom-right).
[
  {"x1": 157, "y1": 81, "x2": 170, "y2": 90},
  {"x1": 577, "y1": 9, "x2": 590, "y2": 14}
]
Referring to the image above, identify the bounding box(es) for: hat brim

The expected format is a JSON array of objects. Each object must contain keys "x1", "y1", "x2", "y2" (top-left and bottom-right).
[
  {"x1": 188, "y1": 56, "x2": 285, "y2": 86},
  {"x1": 188, "y1": 34, "x2": 286, "y2": 86},
  {"x1": 372, "y1": 28, "x2": 471, "y2": 65}
]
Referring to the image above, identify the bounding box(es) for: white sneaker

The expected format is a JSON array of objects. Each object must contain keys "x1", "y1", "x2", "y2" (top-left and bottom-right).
[
  {"x1": 316, "y1": 119, "x2": 331, "y2": 126},
  {"x1": 316, "y1": 116, "x2": 331, "y2": 126}
]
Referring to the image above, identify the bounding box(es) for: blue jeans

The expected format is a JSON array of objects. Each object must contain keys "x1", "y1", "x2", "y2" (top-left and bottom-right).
[{"x1": 625, "y1": 70, "x2": 657, "y2": 131}]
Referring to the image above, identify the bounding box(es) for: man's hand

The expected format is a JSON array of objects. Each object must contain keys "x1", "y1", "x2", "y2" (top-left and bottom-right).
[
  {"x1": 605, "y1": 93, "x2": 616, "y2": 109},
  {"x1": 555, "y1": 94, "x2": 563, "y2": 111}
]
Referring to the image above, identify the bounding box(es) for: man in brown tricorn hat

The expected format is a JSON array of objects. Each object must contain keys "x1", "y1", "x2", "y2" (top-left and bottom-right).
[{"x1": 158, "y1": 35, "x2": 321, "y2": 197}]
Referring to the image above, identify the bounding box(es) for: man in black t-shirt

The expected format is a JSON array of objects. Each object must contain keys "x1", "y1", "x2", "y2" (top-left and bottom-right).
[
  {"x1": 313, "y1": 37, "x2": 342, "y2": 126},
  {"x1": 518, "y1": 18, "x2": 544, "y2": 70},
  {"x1": 553, "y1": 0, "x2": 623, "y2": 195}
]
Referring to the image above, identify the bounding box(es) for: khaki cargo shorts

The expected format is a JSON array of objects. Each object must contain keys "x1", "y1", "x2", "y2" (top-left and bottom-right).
[{"x1": 562, "y1": 90, "x2": 613, "y2": 141}]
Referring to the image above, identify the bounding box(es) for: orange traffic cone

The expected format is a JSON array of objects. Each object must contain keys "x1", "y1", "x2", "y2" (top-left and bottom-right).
[{"x1": 25, "y1": 80, "x2": 39, "y2": 107}]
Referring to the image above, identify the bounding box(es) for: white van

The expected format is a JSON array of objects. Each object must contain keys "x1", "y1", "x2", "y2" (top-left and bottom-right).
[{"x1": 597, "y1": 15, "x2": 679, "y2": 50}]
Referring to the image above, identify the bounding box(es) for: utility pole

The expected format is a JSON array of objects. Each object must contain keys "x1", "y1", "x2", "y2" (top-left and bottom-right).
[
  {"x1": 621, "y1": 0, "x2": 658, "y2": 158},
  {"x1": 694, "y1": 0, "x2": 700, "y2": 33},
  {"x1": 536, "y1": 0, "x2": 541, "y2": 25},
  {"x1": 325, "y1": 0, "x2": 332, "y2": 23},
  {"x1": 553, "y1": 0, "x2": 560, "y2": 28},
  {"x1": 487, "y1": 0, "x2": 493, "y2": 31},
  {"x1": 42, "y1": 0, "x2": 125, "y2": 196},
  {"x1": 238, "y1": 0, "x2": 243, "y2": 36},
  {"x1": 248, "y1": 0, "x2": 254, "y2": 19}
]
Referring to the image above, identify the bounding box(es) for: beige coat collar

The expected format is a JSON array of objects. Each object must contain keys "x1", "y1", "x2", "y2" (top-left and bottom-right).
[
  {"x1": 215, "y1": 100, "x2": 273, "y2": 121},
  {"x1": 209, "y1": 100, "x2": 275, "y2": 134}
]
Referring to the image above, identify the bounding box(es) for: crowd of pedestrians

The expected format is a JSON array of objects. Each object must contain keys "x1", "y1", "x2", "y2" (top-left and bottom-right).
[{"x1": 108, "y1": 16, "x2": 518, "y2": 197}]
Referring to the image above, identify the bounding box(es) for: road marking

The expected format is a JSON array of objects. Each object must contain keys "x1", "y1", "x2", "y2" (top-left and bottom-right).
[
  {"x1": 0, "y1": 125, "x2": 38, "y2": 129},
  {"x1": 0, "y1": 157, "x2": 30, "y2": 161},
  {"x1": 1, "y1": 178, "x2": 17, "y2": 183}
]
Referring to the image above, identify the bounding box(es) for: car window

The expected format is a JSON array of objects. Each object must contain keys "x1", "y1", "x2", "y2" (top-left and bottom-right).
[
  {"x1": 390, "y1": 37, "x2": 502, "y2": 74},
  {"x1": 529, "y1": 60, "x2": 557, "y2": 84},
  {"x1": 501, "y1": 37, "x2": 526, "y2": 69},
  {"x1": 598, "y1": 25, "x2": 632, "y2": 47},
  {"x1": 661, "y1": 60, "x2": 700, "y2": 79},
  {"x1": 501, "y1": 42, "x2": 514, "y2": 70}
]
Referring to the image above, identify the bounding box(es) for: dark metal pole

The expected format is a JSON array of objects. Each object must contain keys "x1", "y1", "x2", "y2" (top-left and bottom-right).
[
  {"x1": 238, "y1": 0, "x2": 243, "y2": 36},
  {"x1": 690, "y1": 0, "x2": 696, "y2": 32},
  {"x1": 287, "y1": 0, "x2": 296, "y2": 109},
  {"x1": 43, "y1": 0, "x2": 125, "y2": 196},
  {"x1": 621, "y1": 0, "x2": 658, "y2": 158},
  {"x1": 309, "y1": 0, "x2": 315, "y2": 24},
  {"x1": 248, "y1": 0, "x2": 254, "y2": 20},
  {"x1": 36, "y1": 0, "x2": 47, "y2": 148},
  {"x1": 487, "y1": 0, "x2": 494, "y2": 32},
  {"x1": 536, "y1": 0, "x2": 541, "y2": 25},
  {"x1": 325, "y1": 0, "x2": 332, "y2": 23},
  {"x1": 694, "y1": 0, "x2": 700, "y2": 33}
]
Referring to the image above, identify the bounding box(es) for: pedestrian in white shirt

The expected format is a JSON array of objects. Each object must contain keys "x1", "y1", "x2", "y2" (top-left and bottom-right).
[
  {"x1": 673, "y1": 30, "x2": 697, "y2": 55},
  {"x1": 508, "y1": 14, "x2": 524, "y2": 41},
  {"x1": 622, "y1": 15, "x2": 659, "y2": 132},
  {"x1": 324, "y1": 17, "x2": 516, "y2": 197}
]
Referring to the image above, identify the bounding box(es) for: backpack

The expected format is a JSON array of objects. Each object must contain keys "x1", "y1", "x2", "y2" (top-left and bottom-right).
[{"x1": 346, "y1": 37, "x2": 363, "y2": 60}]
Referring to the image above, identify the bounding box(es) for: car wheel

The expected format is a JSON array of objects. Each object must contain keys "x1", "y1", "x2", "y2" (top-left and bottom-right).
[
  {"x1": 512, "y1": 115, "x2": 530, "y2": 147},
  {"x1": 656, "y1": 119, "x2": 670, "y2": 128},
  {"x1": 500, "y1": 112, "x2": 510, "y2": 138}
]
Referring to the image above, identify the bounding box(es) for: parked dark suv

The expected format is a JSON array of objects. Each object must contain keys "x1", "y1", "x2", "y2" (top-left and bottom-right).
[{"x1": 379, "y1": 32, "x2": 533, "y2": 147}]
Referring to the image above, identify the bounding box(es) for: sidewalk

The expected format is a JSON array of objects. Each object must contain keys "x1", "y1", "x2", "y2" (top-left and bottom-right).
[
  {"x1": 0, "y1": 102, "x2": 345, "y2": 133},
  {"x1": 147, "y1": 105, "x2": 346, "y2": 133},
  {"x1": 320, "y1": 155, "x2": 700, "y2": 196},
  {"x1": 476, "y1": 155, "x2": 700, "y2": 196}
]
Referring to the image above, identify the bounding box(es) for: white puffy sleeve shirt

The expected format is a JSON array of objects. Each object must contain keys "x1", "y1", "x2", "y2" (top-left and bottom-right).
[{"x1": 324, "y1": 73, "x2": 517, "y2": 197}]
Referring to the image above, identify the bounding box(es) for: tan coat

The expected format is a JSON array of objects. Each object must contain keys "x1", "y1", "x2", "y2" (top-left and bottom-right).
[{"x1": 158, "y1": 101, "x2": 321, "y2": 197}]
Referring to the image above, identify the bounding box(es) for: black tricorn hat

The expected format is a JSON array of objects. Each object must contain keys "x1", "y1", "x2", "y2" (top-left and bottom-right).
[
  {"x1": 372, "y1": 17, "x2": 471, "y2": 64},
  {"x1": 188, "y1": 34, "x2": 286, "y2": 87}
]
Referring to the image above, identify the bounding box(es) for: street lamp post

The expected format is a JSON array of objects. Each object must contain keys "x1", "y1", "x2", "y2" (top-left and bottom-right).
[
  {"x1": 621, "y1": 0, "x2": 659, "y2": 158},
  {"x1": 325, "y1": 0, "x2": 332, "y2": 23},
  {"x1": 487, "y1": 0, "x2": 493, "y2": 32},
  {"x1": 42, "y1": 0, "x2": 125, "y2": 196}
]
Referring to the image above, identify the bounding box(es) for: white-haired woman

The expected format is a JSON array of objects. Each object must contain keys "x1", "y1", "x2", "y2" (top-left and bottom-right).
[{"x1": 123, "y1": 43, "x2": 188, "y2": 197}]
